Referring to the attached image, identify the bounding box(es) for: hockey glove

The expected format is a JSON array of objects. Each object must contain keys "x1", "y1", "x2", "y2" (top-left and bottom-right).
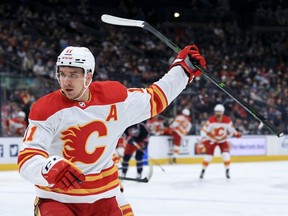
[
  {"x1": 170, "y1": 44, "x2": 206, "y2": 83},
  {"x1": 42, "y1": 156, "x2": 85, "y2": 191},
  {"x1": 127, "y1": 138, "x2": 135, "y2": 145},
  {"x1": 233, "y1": 131, "x2": 242, "y2": 138}
]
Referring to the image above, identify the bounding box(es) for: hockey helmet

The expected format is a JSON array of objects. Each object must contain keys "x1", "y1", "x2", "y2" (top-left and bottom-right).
[
  {"x1": 17, "y1": 111, "x2": 26, "y2": 118},
  {"x1": 56, "y1": 46, "x2": 95, "y2": 77},
  {"x1": 182, "y1": 108, "x2": 190, "y2": 116},
  {"x1": 214, "y1": 104, "x2": 225, "y2": 113}
]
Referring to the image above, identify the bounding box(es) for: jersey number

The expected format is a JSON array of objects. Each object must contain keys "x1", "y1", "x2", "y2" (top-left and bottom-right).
[{"x1": 23, "y1": 126, "x2": 37, "y2": 142}]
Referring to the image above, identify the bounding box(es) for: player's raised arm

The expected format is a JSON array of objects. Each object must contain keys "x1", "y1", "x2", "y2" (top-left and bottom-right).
[{"x1": 124, "y1": 44, "x2": 206, "y2": 126}]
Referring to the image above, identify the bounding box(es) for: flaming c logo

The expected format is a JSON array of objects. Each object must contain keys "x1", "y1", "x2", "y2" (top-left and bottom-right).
[
  {"x1": 214, "y1": 127, "x2": 225, "y2": 137},
  {"x1": 61, "y1": 121, "x2": 107, "y2": 164}
]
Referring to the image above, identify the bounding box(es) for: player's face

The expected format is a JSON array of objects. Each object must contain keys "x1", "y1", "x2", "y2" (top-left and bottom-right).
[
  {"x1": 215, "y1": 111, "x2": 223, "y2": 119},
  {"x1": 58, "y1": 67, "x2": 86, "y2": 100},
  {"x1": 17, "y1": 117, "x2": 25, "y2": 123}
]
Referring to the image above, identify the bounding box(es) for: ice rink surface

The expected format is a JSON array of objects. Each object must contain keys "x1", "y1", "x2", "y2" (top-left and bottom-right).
[{"x1": 1, "y1": 161, "x2": 288, "y2": 216}]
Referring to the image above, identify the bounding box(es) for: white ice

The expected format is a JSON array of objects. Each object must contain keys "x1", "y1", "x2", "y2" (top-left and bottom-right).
[{"x1": 1, "y1": 161, "x2": 288, "y2": 216}]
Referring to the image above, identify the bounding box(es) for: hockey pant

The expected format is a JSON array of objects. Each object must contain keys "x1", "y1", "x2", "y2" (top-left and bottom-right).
[
  {"x1": 34, "y1": 196, "x2": 122, "y2": 216},
  {"x1": 122, "y1": 149, "x2": 144, "y2": 175}
]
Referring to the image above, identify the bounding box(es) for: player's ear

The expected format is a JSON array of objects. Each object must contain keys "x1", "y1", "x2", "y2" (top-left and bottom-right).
[{"x1": 86, "y1": 71, "x2": 93, "y2": 80}]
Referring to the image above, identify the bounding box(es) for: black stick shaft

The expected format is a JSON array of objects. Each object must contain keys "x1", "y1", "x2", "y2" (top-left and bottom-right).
[
  {"x1": 119, "y1": 176, "x2": 149, "y2": 183},
  {"x1": 142, "y1": 22, "x2": 284, "y2": 138}
]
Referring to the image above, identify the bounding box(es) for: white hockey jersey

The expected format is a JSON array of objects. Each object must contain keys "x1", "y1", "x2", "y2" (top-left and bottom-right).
[
  {"x1": 170, "y1": 114, "x2": 192, "y2": 137},
  {"x1": 18, "y1": 66, "x2": 188, "y2": 203},
  {"x1": 200, "y1": 115, "x2": 237, "y2": 143}
]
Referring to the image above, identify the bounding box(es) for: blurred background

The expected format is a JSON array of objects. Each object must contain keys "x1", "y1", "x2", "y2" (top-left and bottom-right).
[{"x1": 0, "y1": 0, "x2": 287, "y2": 137}]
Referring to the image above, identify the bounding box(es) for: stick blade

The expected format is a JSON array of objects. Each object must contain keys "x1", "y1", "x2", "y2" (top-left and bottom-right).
[
  {"x1": 118, "y1": 165, "x2": 153, "y2": 183},
  {"x1": 101, "y1": 14, "x2": 145, "y2": 28}
]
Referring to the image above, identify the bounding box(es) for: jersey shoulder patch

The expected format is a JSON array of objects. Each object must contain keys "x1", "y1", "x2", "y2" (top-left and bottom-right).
[
  {"x1": 89, "y1": 81, "x2": 128, "y2": 105},
  {"x1": 29, "y1": 90, "x2": 74, "y2": 121},
  {"x1": 208, "y1": 116, "x2": 217, "y2": 123},
  {"x1": 29, "y1": 81, "x2": 128, "y2": 121},
  {"x1": 222, "y1": 115, "x2": 232, "y2": 123},
  {"x1": 209, "y1": 115, "x2": 231, "y2": 123}
]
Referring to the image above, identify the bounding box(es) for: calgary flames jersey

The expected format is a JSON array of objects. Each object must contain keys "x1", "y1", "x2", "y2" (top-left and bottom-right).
[
  {"x1": 200, "y1": 115, "x2": 237, "y2": 143},
  {"x1": 18, "y1": 66, "x2": 188, "y2": 203},
  {"x1": 147, "y1": 116, "x2": 165, "y2": 135},
  {"x1": 170, "y1": 114, "x2": 192, "y2": 137}
]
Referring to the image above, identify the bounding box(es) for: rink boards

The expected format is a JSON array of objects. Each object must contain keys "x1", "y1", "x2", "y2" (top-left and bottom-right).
[
  {"x1": 147, "y1": 135, "x2": 288, "y2": 164},
  {"x1": 0, "y1": 135, "x2": 288, "y2": 170}
]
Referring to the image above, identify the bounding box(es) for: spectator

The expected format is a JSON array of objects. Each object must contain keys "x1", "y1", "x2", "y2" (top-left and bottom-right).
[{"x1": 0, "y1": 1, "x2": 287, "y2": 136}]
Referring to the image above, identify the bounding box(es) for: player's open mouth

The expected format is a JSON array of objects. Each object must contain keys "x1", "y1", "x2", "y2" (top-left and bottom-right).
[{"x1": 66, "y1": 89, "x2": 73, "y2": 92}]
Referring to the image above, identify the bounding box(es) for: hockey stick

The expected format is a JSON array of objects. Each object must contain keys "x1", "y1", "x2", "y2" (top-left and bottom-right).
[
  {"x1": 119, "y1": 176, "x2": 149, "y2": 183},
  {"x1": 101, "y1": 14, "x2": 284, "y2": 138},
  {"x1": 132, "y1": 141, "x2": 165, "y2": 172},
  {"x1": 118, "y1": 164, "x2": 153, "y2": 183}
]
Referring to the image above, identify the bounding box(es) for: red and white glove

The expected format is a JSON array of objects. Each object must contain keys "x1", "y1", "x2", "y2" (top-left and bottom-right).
[
  {"x1": 233, "y1": 131, "x2": 242, "y2": 138},
  {"x1": 170, "y1": 44, "x2": 206, "y2": 83},
  {"x1": 42, "y1": 156, "x2": 85, "y2": 191}
]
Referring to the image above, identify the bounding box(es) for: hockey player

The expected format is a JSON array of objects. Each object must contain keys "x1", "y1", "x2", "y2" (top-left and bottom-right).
[
  {"x1": 121, "y1": 123, "x2": 150, "y2": 179},
  {"x1": 146, "y1": 115, "x2": 165, "y2": 135},
  {"x1": 7, "y1": 111, "x2": 27, "y2": 136},
  {"x1": 199, "y1": 104, "x2": 241, "y2": 179},
  {"x1": 164, "y1": 108, "x2": 192, "y2": 163},
  {"x1": 17, "y1": 44, "x2": 206, "y2": 215}
]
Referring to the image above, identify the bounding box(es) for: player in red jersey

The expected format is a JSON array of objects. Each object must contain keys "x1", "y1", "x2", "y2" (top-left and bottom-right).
[
  {"x1": 163, "y1": 108, "x2": 192, "y2": 163},
  {"x1": 199, "y1": 104, "x2": 241, "y2": 179},
  {"x1": 17, "y1": 44, "x2": 206, "y2": 216}
]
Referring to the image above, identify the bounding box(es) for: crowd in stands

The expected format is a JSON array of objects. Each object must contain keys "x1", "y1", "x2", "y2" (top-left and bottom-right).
[{"x1": 0, "y1": 0, "x2": 287, "y2": 136}]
